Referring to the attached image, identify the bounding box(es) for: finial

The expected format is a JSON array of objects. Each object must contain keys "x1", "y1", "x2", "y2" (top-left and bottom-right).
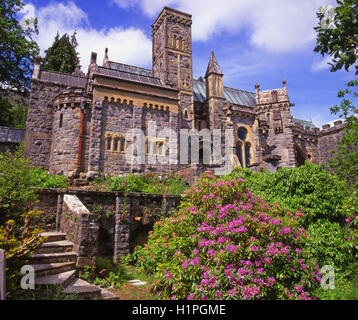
[
  {"x1": 103, "y1": 48, "x2": 109, "y2": 68},
  {"x1": 282, "y1": 79, "x2": 287, "y2": 89}
]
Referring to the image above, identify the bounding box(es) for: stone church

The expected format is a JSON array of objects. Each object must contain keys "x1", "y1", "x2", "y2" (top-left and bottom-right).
[{"x1": 25, "y1": 7, "x2": 344, "y2": 181}]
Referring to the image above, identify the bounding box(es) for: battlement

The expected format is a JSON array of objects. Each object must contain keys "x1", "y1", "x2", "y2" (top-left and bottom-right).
[{"x1": 255, "y1": 80, "x2": 289, "y2": 105}]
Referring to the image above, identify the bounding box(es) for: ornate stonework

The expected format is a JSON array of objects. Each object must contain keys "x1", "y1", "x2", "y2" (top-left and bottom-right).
[{"x1": 25, "y1": 6, "x2": 344, "y2": 180}]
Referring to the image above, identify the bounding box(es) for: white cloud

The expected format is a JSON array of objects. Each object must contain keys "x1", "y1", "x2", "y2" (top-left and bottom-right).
[
  {"x1": 112, "y1": 0, "x2": 337, "y2": 51},
  {"x1": 21, "y1": 2, "x2": 152, "y2": 72},
  {"x1": 312, "y1": 56, "x2": 334, "y2": 72}
]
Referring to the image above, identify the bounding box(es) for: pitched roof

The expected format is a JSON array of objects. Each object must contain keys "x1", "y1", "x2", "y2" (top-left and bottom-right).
[
  {"x1": 37, "y1": 70, "x2": 87, "y2": 88},
  {"x1": 193, "y1": 80, "x2": 256, "y2": 107},
  {"x1": 97, "y1": 64, "x2": 162, "y2": 87},
  {"x1": 99, "y1": 61, "x2": 256, "y2": 107}
]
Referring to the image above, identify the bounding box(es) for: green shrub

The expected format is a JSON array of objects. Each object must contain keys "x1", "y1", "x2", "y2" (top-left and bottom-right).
[
  {"x1": 305, "y1": 219, "x2": 356, "y2": 272},
  {"x1": 228, "y1": 162, "x2": 349, "y2": 226},
  {"x1": 129, "y1": 171, "x2": 321, "y2": 300},
  {"x1": 28, "y1": 167, "x2": 68, "y2": 188},
  {"x1": 108, "y1": 174, "x2": 146, "y2": 192},
  {"x1": 0, "y1": 144, "x2": 37, "y2": 223}
]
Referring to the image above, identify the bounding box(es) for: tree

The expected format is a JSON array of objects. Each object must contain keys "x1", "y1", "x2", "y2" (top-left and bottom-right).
[
  {"x1": 41, "y1": 32, "x2": 80, "y2": 74},
  {"x1": 0, "y1": 0, "x2": 39, "y2": 92},
  {"x1": 314, "y1": 1, "x2": 358, "y2": 189},
  {"x1": 314, "y1": 0, "x2": 358, "y2": 74},
  {"x1": 329, "y1": 80, "x2": 358, "y2": 189}
]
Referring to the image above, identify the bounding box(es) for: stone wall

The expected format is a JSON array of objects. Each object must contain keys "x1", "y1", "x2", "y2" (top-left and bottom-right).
[
  {"x1": 60, "y1": 194, "x2": 99, "y2": 267},
  {"x1": 318, "y1": 120, "x2": 345, "y2": 165},
  {"x1": 36, "y1": 189, "x2": 181, "y2": 261}
]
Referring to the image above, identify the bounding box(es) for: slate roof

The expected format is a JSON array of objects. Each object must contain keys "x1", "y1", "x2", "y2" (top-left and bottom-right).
[
  {"x1": 38, "y1": 70, "x2": 87, "y2": 88},
  {"x1": 97, "y1": 64, "x2": 163, "y2": 87},
  {"x1": 0, "y1": 126, "x2": 25, "y2": 144},
  {"x1": 193, "y1": 80, "x2": 256, "y2": 107},
  {"x1": 292, "y1": 118, "x2": 318, "y2": 129}
]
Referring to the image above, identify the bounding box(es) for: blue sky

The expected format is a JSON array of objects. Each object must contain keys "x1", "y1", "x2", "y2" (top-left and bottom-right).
[{"x1": 22, "y1": 0, "x2": 355, "y2": 127}]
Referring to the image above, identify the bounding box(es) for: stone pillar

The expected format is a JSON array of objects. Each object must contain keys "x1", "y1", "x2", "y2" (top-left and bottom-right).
[
  {"x1": 169, "y1": 111, "x2": 179, "y2": 171},
  {"x1": 88, "y1": 100, "x2": 104, "y2": 173},
  {"x1": 55, "y1": 193, "x2": 64, "y2": 232},
  {"x1": 0, "y1": 249, "x2": 5, "y2": 300},
  {"x1": 113, "y1": 195, "x2": 130, "y2": 263}
]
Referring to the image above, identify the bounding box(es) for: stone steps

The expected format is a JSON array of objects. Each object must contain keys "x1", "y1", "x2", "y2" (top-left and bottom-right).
[
  {"x1": 30, "y1": 251, "x2": 78, "y2": 264},
  {"x1": 32, "y1": 231, "x2": 119, "y2": 300},
  {"x1": 31, "y1": 262, "x2": 76, "y2": 278},
  {"x1": 36, "y1": 270, "x2": 77, "y2": 288},
  {"x1": 36, "y1": 240, "x2": 74, "y2": 254},
  {"x1": 41, "y1": 232, "x2": 67, "y2": 243}
]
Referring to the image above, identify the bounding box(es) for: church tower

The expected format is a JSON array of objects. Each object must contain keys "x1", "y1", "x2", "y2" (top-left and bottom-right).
[
  {"x1": 152, "y1": 7, "x2": 194, "y2": 128},
  {"x1": 205, "y1": 51, "x2": 225, "y2": 130}
]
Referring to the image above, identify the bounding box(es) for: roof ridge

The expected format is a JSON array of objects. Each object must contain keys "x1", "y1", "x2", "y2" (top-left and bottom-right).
[
  {"x1": 108, "y1": 61, "x2": 152, "y2": 72},
  {"x1": 40, "y1": 69, "x2": 88, "y2": 78},
  {"x1": 98, "y1": 65, "x2": 161, "y2": 80}
]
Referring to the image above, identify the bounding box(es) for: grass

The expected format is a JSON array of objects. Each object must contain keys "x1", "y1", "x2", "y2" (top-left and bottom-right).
[
  {"x1": 79, "y1": 256, "x2": 160, "y2": 300},
  {"x1": 313, "y1": 276, "x2": 358, "y2": 300}
]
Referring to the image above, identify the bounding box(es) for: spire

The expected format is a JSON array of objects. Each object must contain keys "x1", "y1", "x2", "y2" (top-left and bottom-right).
[
  {"x1": 205, "y1": 51, "x2": 223, "y2": 77},
  {"x1": 103, "y1": 48, "x2": 109, "y2": 68}
]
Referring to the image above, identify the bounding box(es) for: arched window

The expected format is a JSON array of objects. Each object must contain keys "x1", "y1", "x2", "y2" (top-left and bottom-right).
[
  {"x1": 169, "y1": 26, "x2": 186, "y2": 51},
  {"x1": 235, "y1": 126, "x2": 252, "y2": 168},
  {"x1": 271, "y1": 91, "x2": 278, "y2": 103}
]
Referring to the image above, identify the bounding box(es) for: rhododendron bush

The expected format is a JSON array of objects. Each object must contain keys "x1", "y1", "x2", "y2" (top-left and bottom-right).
[{"x1": 129, "y1": 171, "x2": 321, "y2": 300}]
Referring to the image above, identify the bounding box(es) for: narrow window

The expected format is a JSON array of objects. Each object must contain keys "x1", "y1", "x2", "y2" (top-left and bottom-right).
[
  {"x1": 236, "y1": 142, "x2": 243, "y2": 167},
  {"x1": 106, "y1": 137, "x2": 112, "y2": 151},
  {"x1": 267, "y1": 113, "x2": 271, "y2": 121},
  {"x1": 59, "y1": 113, "x2": 63, "y2": 128},
  {"x1": 113, "y1": 138, "x2": 119, "y2": 151},
  {"x1": 158, "y1": 142, "x2": 164, "y2": 155},
  {"x1": 120, "y1": 137, "x2": 125, "y2": 152},
  {"x1": 245, "y1": 143, "x2": 251, "y2": 166}
]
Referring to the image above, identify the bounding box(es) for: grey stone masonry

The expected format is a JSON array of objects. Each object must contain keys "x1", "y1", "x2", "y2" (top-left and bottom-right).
[
  {"x1": 0, "y1": 249, "x2": 5, "y2": 300},
  {"x1": 60, "y1": 195, "x2": 99, "y2": 267}
]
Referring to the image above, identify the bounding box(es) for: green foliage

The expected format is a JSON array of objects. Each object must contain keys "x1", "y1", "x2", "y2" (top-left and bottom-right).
[
  {"x1": 0, "y1": 208, "x2": 44, "y2": 299},
  {"x1": 0, "y1": 0, "x2": 39, "y2": 91},
  {"x1": 28, "y1": 167, "x2": 68, "y2": 189},
  {"x1": 314, "y1": 1, "x2": 358, "y2": 74},
  {"x1": 0, "y1": 144, "x2": 38, "y2": 223},
  {"x1": 305, "y1": 219, "x2": 356, "y2": 271},
  {"x1": 108, "y1": 174, "x2": 147, "y2": 192},
  {"x1": 329, "y1": 80, "x2": 358, "y2": 189},
  {"x1": 103, "y1": 173, "x2": 188, "y2": 195},
  {"x1": 41, "y1": 32, "x2": 80, "y2": 74},
  {"x1": 227, "y1": 164, "x2": 358, "y2": 272},
  {"x1": 129, "y1": 172, "x2": 321, "y2": 300},
  {"x1": 0, "y1": 92, "x2": 28, "y2": 129},
  {"x1": 228, "y1": 162, "x2": 349, "y2": 226}
]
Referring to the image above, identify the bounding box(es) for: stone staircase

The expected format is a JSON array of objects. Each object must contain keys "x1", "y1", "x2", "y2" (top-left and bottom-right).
[{"x1": 30, "y1": 232, "x2": 118, "y2": 300}]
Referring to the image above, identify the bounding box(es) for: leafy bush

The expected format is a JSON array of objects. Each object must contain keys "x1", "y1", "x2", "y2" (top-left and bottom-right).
[
  {"x1": 228, "y1": 162, "x2": 349, "y2": 226},
  {"x1": 100, "y1": 173, "x2": 188, "y2": 195},
  {"x1": 0, "y1": 145, "x2": 38, "y2": 223},
  {"x1": 129, "y1": 171, "x2": 321, "y2": 300},
  {"x1": 0, "y1": 208, "x2": 45, "y2": 299},
  {"x1": 305, "y1": 219, "x2": 356, "y2": 271},
  {"x1": 108, "y1": 174, "x2": 147, "y2": 192},
  {"x1": 28, "y1": 167, "x2": 68, "y2": 188}
]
